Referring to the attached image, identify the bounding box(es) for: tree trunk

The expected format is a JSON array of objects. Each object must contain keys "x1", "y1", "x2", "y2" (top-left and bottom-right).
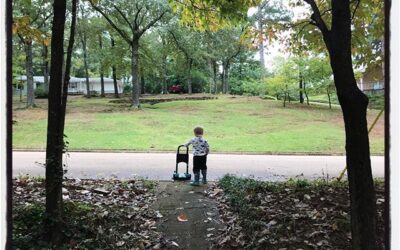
[
  {"x1": 327, "y1": 88, "x2": 332, "y2": 109},
  {"x1": 162, "y1": 55, "x2": 167, "y2": 94},
  {"x1": 44, "y1": 0, "x2": 67, "y2": 245},
  {"x1": 299, "y1": 72, "x2": 304, "y2": 104},
  {"x1": 111, "y1": 38, "x2": 119, "y2": 98},
  {"x1": 81, "y1": 33, "x2": 90, "y2": 98},
  {"x1": 304, "y1": 81, "x2": 310, "y2": 105},
  {"x1": 226, "y1": 62, "x2": 230, "y2": 94},
  {"x1": 238, "y1": 56, "x2": 243, "y2": 80},
  {"x1": 42, "y1": 44, "x2": 49, "y2": 93},
  {"x1": 257, "y1": 6, "x2": 265, "y2": 73},
  {"x1": 222, "y1": 61, "x2": 230, "y2": 94},
  {"x1": 221, "y1": 65, "x2": 225, "y2": 94},
  {"x1": 187, "y1": 57, "x2": 193, "y2": 94},
  {"x1": 112, "y1": 66, "x2": 119, "y2": 98},
  {"x1": 283, "y1": 88, "x2": 287, "y2": 107},
  {"x1": 208, "y1": 59, "x2": 213, "y2": 94},
  {"x1": 131, "y1": 39, "x2": 140, "y2": 107},
  {"x1": 25, "y1": 41, "x2": 35, "y2": 107},
  {"x1": 99, "y1": 35, "x2": 105, "y2": 97},
  {"x1": 213, "y1": 61, "x2": 217, "y2": 94},
  {"x1": 325, "y1": 1, "x2": 377, "y2": 248},
  {"x1": 141, "y1": 74, "x2": 145, "y2": 95}
]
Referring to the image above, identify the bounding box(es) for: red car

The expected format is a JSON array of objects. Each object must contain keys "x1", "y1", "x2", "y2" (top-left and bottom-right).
[{"x1": 169, "y1": 84, "x2": 183, "y2": 94}]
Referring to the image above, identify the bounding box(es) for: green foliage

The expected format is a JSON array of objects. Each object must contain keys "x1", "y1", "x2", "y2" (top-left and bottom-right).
[
  {"x1": 191, "y1": 70, "x2": 209, "y2": 92},
  {"x1": 168, "y1": 0, "x2": 261, "y2": 31},
  {"x1": 367, "y1": 93, "x2": 384, "y2": 110},
  {"x1": 34, "y1": 85, "x2": 48, "y2": 98},
  {"x1": 123, "y1": 84, "x2": 132, "y2": 94},
  {"x1": 231, "y1": 78, "x2": 266, "y2": 96},
  {"x1": 283, "y1": 0, "x2": 384, "y2": 68}
]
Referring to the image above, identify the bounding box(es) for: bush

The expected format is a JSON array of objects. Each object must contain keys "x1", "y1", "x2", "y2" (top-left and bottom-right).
[
  {"x1": 368, "y1": 94, "x2": 384, "y2": 109},
  {"x1": 34, "y1": 86, "x2": 48, "y2": 98},
  {"x1": 123, "y1": 84, "x2": 132, "y2": 94},
  {"x1": 230, "y1": 78, "x2": 266, "y2": 96}
]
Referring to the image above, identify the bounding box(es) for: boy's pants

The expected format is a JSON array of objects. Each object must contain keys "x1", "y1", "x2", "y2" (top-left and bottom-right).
[{"x1": 193, "y1": 155, "x2": 207, "y2": 182}]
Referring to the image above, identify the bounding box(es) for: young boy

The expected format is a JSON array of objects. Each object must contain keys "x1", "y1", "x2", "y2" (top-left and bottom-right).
[{"x1": 184, "y1": 126, "x2": 210, "y2": 186}]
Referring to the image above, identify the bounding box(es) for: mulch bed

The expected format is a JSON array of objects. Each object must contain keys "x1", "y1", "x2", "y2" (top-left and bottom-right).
[{"x1": 206, "y1": 176, "x2": 385, "y2": 249}]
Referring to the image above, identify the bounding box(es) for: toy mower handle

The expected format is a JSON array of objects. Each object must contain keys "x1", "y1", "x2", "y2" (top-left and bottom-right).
[{"x1": 177, "y1": 145, "x2": 188, "y2": 154}]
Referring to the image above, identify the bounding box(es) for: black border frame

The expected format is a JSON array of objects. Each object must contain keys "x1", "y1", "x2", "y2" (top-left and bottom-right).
[
  {"x1": 384, "y1": 0, "x2": 391, "y2": 249},
  {"x1": 6, "y1": 0, "x2": 13, "y2": 248},
  {"x1": 3, "y1": 0, "x2": 393, "y2": 249}
]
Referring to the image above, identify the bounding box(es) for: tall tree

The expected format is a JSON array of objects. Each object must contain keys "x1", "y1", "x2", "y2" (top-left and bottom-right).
[
  {"x1": 90, "y1": 0, "x2": 169, "y2": 108},
  {"x1": 110, "y1": 36, "x2": 120, "y2": 98},
  {"x1": 12, "y1": 0, "x2": 52, "y2": 107},
  {"x1": 44, "y1": 0, "x2": 70, "y2": 245},
  {"x1": 168, "y1": 26, "x2": 201, "y2": 94},
  {"x1": 77, "y1": 3, "x2": 91, "y2": 97},
  {"x1": 292, "y1": 0, "x2": 381, "y2": 248}
]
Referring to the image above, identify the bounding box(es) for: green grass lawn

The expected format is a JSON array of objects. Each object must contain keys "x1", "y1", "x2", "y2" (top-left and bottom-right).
[{"x1": 12, "y1": 95, "x2": 384, "y2": 154}]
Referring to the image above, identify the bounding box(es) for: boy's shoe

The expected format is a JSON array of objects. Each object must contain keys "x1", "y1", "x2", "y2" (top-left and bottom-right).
[
  {"x1": 190, "y1": 181, "x2": 200, "y2": 186},
  {"x1": 202, "y1": 180, "x2": 208, "y2": 184}
]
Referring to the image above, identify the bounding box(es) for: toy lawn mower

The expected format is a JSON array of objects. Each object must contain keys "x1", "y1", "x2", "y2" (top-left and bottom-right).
[{"x1": 172, "y1": 145, "x2": 192, "y2": 181}]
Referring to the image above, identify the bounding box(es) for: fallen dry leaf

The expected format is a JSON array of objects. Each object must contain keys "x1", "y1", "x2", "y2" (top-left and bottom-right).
[{"x1": 177, "y1": 213, "x2": 188, "y2": 222}]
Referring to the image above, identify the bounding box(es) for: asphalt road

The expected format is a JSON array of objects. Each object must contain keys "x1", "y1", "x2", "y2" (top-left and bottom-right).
[{"x1": 12, "y1": 151, "x2": 385, "y2": 181}]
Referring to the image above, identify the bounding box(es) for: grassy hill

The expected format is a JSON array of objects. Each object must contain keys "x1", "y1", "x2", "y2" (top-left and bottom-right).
[{"x1": 12, "y1": 95, "x2": 384, "y2": 154}]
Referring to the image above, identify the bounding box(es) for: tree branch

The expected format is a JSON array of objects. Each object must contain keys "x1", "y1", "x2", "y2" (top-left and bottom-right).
[
  {"x1": 113, "y1": 4, "x2": 134, "y2": 33},
  {"x1": 133, "y1": 3, "x2": 143, "y2": 30},
  {"x1": 89, "y1": 1, "x2": 131, "y2": 44},
  {"x1": 138, "y1": 8, "x2": 148, "y2": 27},
  {"x1": 168, "y1": 30, "x2": 190, "y2": 58},
  {"x1": 138, "y1": 10, "x2": 167, "y2": 37},
  {"x1": 303, "y1": 0, "x2": 330, "y2": 36},
  {"x1": 351, "y1": 0, "x2": 361, "y2": 20}
]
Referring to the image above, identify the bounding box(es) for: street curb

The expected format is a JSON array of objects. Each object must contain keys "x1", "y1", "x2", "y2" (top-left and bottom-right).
[{"x1": 11, "y1": 149, "x2": 384, "y2": 157}]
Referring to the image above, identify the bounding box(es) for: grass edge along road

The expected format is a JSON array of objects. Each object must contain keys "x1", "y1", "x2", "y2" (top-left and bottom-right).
[{"x1": 12, "y1": 95, "x2": 384, "y2": 155}]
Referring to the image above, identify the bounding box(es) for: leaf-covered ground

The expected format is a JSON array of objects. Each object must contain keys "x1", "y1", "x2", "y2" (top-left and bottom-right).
[
  {"x1": 206, "y1": 175, "x2": 385, "y2": 250},
  {"x1": 13, "y1": 175, "x2": 386, "y2": 249},
  {"x1": 13, "y1": 176, "x2": 179, "y2": 249}
]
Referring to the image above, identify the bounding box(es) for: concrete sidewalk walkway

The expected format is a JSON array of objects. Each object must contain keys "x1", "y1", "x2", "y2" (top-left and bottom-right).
[
  {"x1": 12, "y1": 151, "x2": 384, "y2": 180},
  {"x1": 153, "y1": 182, "x2": 221, "y2": 249}
]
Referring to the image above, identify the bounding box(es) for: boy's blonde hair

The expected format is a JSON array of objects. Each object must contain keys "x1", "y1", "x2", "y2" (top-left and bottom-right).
[{"x1": 193, "y1": 126, "x2": 204, "y2": 135}]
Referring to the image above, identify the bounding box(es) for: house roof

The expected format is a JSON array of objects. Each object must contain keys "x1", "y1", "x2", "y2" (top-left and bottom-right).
[{"x1": 15, "y1": 75, "x2": 120, "y2": 83}]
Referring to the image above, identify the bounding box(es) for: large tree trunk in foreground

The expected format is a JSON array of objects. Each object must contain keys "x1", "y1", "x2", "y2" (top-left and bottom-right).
[
  {"x1": 307, "y1": 0, "x2": 377, "y2": 248},
  {"x1": 131, "y1": 39, "x2": 140, "y2": 107},
  {"x1": 44, "y1": 0, "x2": 67, "y2": 245},
  {"x1": 25, "y1": 41, "x2": 35, "y2": 107}
]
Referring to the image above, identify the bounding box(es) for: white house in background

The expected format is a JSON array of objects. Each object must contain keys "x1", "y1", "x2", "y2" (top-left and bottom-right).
[
  {"x1": 14, "y1": 75, "x2": 123, "y2": 95},
  {"x1": 356, "y1": 64, "x2": 384, "y2": 94}
]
